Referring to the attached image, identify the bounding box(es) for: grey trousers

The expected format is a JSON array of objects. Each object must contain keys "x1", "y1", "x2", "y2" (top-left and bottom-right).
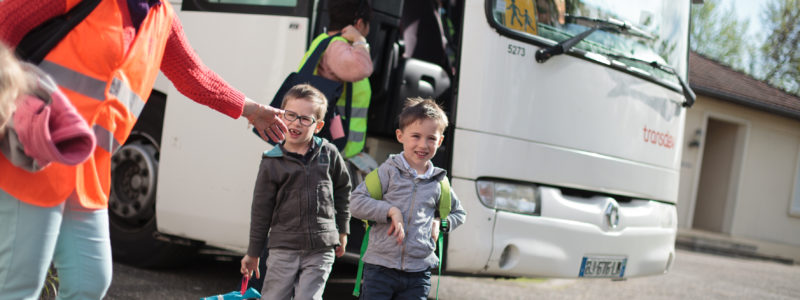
[{"x1": 261, "y1": 247, "x2": 335, "y2": 300}]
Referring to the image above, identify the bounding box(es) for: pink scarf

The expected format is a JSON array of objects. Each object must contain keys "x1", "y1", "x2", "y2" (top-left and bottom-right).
[{"x1": 12, "y1": 67, "x2": 95, "y2": 167}]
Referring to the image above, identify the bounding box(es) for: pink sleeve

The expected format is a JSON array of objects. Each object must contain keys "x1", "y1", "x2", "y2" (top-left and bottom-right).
[
  {"x1": 160, "y1": 16, "x2": 245, "y2": 119},
  {"x1": 318, "y1": 40, "x2": 373, "y2": 83},
  {"x1": 0, "y1": 0, "x2": 65, "y2": 46}
]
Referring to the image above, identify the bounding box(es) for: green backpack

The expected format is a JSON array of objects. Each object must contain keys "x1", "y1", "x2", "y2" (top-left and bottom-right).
[{"x1": 352, "y1": 168, "x2": 451, "y2": 298}]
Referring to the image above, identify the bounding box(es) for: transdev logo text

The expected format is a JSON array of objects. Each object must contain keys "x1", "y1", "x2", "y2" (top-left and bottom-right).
[{"x1": 643, "y1": 126, "x2": 674, "y2": 149}]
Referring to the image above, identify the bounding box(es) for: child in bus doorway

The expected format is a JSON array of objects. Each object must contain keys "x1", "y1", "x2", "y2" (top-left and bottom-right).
[
  {"x1": 240, "y1": 84, "x2": 351, "y2": 300},
  {"x1": 350, "y1": 97, "x2": 467, "y2": 299}
]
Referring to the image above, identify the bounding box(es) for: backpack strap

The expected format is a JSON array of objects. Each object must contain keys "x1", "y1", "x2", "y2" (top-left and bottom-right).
[
  {"x1": 353, "y1": 168, "x2": 381, "y2": 297},
  {"x1": 438, "y1": 176, "x2": 451, "y2": 227},
  {"x1": 435, "y1": 175, "x2": 450, "y2": 300}
]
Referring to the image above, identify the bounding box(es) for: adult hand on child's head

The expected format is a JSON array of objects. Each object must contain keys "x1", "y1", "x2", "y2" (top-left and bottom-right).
[
  {"x1": 243, "y1": 99, "x2": 286, "y2": 143},
  {"x1": 387, "y1": 207, "x2": 405, "y2": 244},
  {"x1": 341, "y1": 25, "x2": 365, "y2": 43},
  {"x1": 336, "y1": 233, "x2": 347, "y2": 257},
  {"x1": 240, "y1": 255, "x2": 260, "y2": 279}
]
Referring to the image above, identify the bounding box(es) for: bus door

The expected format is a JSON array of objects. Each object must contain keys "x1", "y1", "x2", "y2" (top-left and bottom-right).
[{"x1": 326, "y1": 0, "x2": 461, "y2": 257}]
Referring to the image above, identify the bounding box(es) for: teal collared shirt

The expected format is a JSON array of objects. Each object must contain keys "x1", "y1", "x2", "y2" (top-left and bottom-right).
[{"x1": 263, "y1": 136, "x2": 322, "y2": 158}]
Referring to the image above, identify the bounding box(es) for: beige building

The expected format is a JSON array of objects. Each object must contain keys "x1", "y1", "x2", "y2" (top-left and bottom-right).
[{"x1": 677, "y1": 52, "x2": 800, "y2": 263}]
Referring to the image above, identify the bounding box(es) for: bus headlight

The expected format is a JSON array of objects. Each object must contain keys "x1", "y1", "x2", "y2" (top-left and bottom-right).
[{"x1": 476, "y1": 179, "x2": 541, "y2": 215}]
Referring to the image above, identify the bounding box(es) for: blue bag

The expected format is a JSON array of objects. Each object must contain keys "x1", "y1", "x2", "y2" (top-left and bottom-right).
[{"x1": 200, "y1": 276, "x2": 261, "y2": 300}]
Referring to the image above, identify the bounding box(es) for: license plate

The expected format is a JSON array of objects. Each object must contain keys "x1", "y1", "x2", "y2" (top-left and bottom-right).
[{"x1": 579, "y1": 256, "x2": 627, "y2": 278}]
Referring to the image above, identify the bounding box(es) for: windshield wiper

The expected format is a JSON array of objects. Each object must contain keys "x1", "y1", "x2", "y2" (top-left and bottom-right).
[
  {"x1": 606, "y1": 53, "x2": 696, "y2": 107},
  {"x1": 566, "y1": 15, "x2": 655, "y2": 40},
  {"x1": 535, "y1": 15, "x2": 654, "y2": 63}
]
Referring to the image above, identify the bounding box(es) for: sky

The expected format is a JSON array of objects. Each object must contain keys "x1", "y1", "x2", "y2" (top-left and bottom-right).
[{"x1": 725, "y1": 0, "x2": 766, "y2": 38}]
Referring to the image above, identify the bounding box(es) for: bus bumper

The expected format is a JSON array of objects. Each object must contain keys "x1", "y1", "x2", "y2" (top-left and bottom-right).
[{"x1": 446, "y1": 179, "x2": 677, "y2": 278}]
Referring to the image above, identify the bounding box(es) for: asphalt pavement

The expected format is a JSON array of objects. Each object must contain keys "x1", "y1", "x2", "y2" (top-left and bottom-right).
[{"x1": 99, "y1": 249, "x2": 799, "y2": 299}]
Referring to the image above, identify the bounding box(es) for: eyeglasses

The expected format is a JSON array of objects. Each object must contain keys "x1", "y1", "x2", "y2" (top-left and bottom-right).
[{"x1": 283, "y1": 110, "x2": 317, "y2": 127}]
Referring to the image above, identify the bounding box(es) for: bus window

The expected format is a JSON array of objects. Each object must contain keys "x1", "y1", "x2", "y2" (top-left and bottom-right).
[
  {"x1": 182, "y1": 0, "x2": 309, "y2": 16},
  {"x1": 488, "y1": 0, "x2": 688, "y2": 89},
  {"x1": 204, "y1": 0, "x2": 296, "y2": 5}
]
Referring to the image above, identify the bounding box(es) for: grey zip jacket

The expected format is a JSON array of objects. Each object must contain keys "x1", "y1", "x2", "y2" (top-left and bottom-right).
[{"x1": 350, "y1": 154, "x2": 466, "y2": 272}]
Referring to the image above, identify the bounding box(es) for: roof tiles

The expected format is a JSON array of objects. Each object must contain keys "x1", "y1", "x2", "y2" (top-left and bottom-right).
[{"x1": 688, "y1": 51, "x2": 800, "y2": 119}]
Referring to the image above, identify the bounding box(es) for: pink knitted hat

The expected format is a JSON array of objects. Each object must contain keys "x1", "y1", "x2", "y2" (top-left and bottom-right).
[{"x1": 12, "y1": 71, "x2": 95, "y2": 167}]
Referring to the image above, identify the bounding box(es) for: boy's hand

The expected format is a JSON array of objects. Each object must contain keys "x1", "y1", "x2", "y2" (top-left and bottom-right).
[
  {"x1": 432, "y1": 218, "x2": 441, "y2": 240},
  {"x1": 240, "y1": 255, "x2": 260, "y2": 279},
  {"x1": 387, "y1": 207, "x2": 405, "y2": 244},
  {"x1": 336, "y1": 233, "x2": 348, "y2": 257}
]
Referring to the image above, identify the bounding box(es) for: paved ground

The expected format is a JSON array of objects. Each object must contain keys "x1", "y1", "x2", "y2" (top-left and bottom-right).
[
  {"x1": 430, "y1": 250, "x2": 800, "y2": 299},
  {"x1": 98, "y1": 249, "x2": 799, "y2": 299}
]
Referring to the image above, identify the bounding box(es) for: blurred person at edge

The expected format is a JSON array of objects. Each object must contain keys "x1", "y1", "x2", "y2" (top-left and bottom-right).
[{"x1": 0, "y1": 0, "x2": 288, "y2": 299}]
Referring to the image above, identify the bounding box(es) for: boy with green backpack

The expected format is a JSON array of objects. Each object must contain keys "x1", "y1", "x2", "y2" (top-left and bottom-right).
[{"x1": 350, "y1": 97, "x2": 466, "y2": 299}]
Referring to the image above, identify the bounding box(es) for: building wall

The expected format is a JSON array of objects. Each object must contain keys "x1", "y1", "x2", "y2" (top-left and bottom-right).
[{"x1": 678, "y1": 95, "x2": 800, "y2": 247}]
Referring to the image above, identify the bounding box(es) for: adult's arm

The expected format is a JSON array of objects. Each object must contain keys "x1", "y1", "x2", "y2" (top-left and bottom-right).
[
  {"x1": 0, "y1": 0, "x2": 64, "y2": 46},
  {"x1": 319, "y1": 26, "x2": 373, "y2": 83},
  {"x1": 160, "y1": 16, "x2": 286, "y2": 141},
  {"x1": 319, "y1": 41, "x2": 373, "y2": 82},
  {"x1": 160, "y1": 17, "x2": 245, "y2": 118}
]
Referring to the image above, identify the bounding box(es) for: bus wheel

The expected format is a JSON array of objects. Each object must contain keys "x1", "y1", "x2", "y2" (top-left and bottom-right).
[{"x1": 108, "y1": 140, "x2": 196, "y2": 268}]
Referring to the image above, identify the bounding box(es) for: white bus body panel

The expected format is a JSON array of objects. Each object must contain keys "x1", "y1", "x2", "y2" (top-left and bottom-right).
[
  {"x1": 154, "y1": 11, "x2": 307, "y2": 252},
  {"x1": 455, "y1": 1, "x2": 685, "y2": 201},
  {"x1": 444, "y1": 1, "x2": 684, "y2": 277}
]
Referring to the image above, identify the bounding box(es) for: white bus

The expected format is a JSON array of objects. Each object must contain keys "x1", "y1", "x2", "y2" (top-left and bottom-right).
[{"x1": 109, "y1": 0, "x2": 694, "y2": 279}]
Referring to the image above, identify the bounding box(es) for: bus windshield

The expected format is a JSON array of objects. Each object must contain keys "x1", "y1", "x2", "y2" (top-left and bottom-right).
[{"x1": 492, "y1": 0, "x2": 689, "y2": 86}]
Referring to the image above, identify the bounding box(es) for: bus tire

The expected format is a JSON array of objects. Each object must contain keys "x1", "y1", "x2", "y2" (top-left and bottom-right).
[{"x1": 108, "y1": 140, "x2": 197, "y2": 268}]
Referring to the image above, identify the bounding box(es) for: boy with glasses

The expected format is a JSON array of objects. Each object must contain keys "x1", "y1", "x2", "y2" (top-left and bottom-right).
[{"x1": 241, "y1": 84, "x2": 351, "y2": 299}]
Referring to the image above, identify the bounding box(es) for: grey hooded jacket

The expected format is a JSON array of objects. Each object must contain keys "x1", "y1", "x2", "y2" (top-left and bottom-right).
[{"x1": 350, "y1": 154, "x2": 466, "y2": 272}]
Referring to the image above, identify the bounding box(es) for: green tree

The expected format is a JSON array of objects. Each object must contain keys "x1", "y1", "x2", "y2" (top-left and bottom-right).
[
  {"x1": 690, "y1": 0, "x2": 751, "y2": 71},
  {"x1": 757, "y1": 0, "x2": 800, "y2": 95}
]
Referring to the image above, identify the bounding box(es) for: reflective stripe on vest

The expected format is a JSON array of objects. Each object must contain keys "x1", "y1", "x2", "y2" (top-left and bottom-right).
[
  {"x1": 39, "y1": 60, "x2": 106, "y2": 101},
  {"x1": 301, "y1": 33, "x2": 372, "y2": 158},
  {"x1": 0, "y1": 0, "x2": 173, "y2": 209},
  {"x1": 338, "y1": 78, "x2": 370, "y2": 158},
  {"x1": 336, "y1": 104, "x2": 368, "y2": 144},
  {"x1": 94, "y1": 125, "x2": 121, "y2": 154},
  {"x1": 40, "y1": 61, "x2": 147, "y2": 119},
  {"x1": 336, "y1": 106, "x2": 368, "y2": 119}
]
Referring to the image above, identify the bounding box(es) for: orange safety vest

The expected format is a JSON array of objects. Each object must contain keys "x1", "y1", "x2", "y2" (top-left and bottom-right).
[{"x1": 0, "y1": 0, "x2": 173, "y2": 209}]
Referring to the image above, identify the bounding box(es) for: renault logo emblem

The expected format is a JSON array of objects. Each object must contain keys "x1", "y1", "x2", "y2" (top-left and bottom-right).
[{"x1": 605, "y1": 201, "x2": 620, "y2": 229}]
